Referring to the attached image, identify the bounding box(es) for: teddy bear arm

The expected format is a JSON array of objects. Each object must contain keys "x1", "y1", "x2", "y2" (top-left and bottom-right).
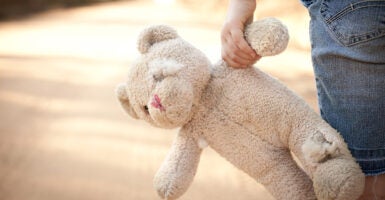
[{"x1": 153, "y1": 128, "x2": 202, "y2": 200}]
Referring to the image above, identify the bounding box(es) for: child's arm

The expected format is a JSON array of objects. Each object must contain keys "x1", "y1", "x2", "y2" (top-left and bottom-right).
[{"x1": 221, "y1": 0, "x2": 259, "y2": 68}]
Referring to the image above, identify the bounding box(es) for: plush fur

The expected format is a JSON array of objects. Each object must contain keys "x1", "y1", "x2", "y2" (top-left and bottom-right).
[{"x1": 116, "y1": 18, "x2": 365, "y2": 200}]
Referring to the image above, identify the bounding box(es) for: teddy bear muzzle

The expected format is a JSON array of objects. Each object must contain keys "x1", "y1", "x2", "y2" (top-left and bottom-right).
[
  {"x1": 151, "y1": 94, "x2": 165, "y2": 111},
  {"x1": 147, "y1": 90, "x2": 194, "y2": 129}
]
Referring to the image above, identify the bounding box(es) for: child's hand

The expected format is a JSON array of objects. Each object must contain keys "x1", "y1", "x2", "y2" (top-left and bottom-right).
[
  {"x1": 221, "y1": 20, "x2": 260, "y2": 68},
  {"x1": 221, "y1": 0, "x2": 260, "y2": 68}
]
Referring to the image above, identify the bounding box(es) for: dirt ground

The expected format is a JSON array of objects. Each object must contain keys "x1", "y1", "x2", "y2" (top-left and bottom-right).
[{"x1": 0, "y1": 0, "x2": 316, "y2": 199}]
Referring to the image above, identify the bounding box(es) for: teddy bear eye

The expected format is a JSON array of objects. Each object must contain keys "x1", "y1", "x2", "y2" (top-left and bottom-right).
[
  {"x1": 153, "y1": 74, "x2": 163, "y2": 82},
  {"x1": 143, "y1": 105, "x2": 149, "y2": 114}
]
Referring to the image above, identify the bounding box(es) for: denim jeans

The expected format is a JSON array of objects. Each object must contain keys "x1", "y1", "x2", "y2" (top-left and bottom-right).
[{"x1": 300, "y1": 0, "x2": 385, "y2": 175}]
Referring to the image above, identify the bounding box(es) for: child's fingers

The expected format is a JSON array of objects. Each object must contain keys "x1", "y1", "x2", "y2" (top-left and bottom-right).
[
  {"x1": 222, "y1": 50, "x2": 251, "y2": 68},
  {"x1": 221, "y1": 41, "x2": 252, "y2": 67},
  {"x1": 230, "y1": 28, "x2": 258, "y2": 58},
  {"x1": 221, "y1": 25, "x2": 260, "y2": 68}
]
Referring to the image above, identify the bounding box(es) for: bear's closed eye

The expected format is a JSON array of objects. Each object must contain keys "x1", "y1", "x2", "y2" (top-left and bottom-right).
[{"x1": 144, "y1": 105, "x2": 149, "y2": 114}]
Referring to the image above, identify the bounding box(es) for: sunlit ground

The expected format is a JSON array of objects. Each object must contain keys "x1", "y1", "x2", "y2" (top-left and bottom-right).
[{"x1": 0, "y1": 0, "x2": 314, "y2": 199}]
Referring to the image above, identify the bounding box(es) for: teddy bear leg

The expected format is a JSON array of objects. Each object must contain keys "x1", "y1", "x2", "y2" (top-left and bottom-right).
[
  {"x1": 257, "y1": 149, "x2": 316, "y2": 200},
  {"x1": 312, "y1": 157, "x2": 365, "y2": 200},
  {"x1": 300, "y1": 131, "x2": 365, "y2": 200}
]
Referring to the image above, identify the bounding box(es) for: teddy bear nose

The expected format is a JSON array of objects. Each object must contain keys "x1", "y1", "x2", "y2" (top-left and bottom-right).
[{"x1": 151, "y1": 94, "x2": 165, "y2": 111}]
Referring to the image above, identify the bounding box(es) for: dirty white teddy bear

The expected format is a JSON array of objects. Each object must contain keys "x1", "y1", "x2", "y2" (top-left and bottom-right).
[{"x1": 116, "y1": 18, "x2": 365, "y2": 200}]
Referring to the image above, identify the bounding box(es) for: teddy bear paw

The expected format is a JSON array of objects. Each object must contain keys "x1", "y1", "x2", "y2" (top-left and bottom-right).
[{"x1": 154, "y1": 181, "x2": 180, "y2": 200}]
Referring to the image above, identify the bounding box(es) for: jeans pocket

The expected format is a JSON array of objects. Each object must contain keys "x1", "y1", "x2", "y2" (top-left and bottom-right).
[{"x1": 320, "y1": 0, "x2": 385, "y2": 46}]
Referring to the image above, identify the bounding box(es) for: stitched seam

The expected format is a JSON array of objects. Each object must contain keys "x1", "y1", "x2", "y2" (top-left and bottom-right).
[
  {"x1": 326, "y1": 1, "x2": 385, "y2": 24},
  {"x1": 347, "y1": 30, "x2": 385, "y2": 46}
]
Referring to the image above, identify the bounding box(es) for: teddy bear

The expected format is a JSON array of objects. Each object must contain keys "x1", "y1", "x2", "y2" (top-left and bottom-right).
[{"x1": 116, "y1": 18, "x2": 365, "y2": 200}]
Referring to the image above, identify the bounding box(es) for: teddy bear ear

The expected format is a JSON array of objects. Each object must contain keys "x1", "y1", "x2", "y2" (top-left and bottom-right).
[
  {"x1": 116, "y1": 83, "x2": 139, "y2": 119},
  {"x1": 137, "y1": 25, "x2": 179, "y2": 54}
]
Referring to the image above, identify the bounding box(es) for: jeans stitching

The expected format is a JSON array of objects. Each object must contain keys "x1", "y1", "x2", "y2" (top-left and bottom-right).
[
  {"x1": 320, "y1": 0, "x2": 385, "y2": 46},
  {"x1": 325, "y1": 1, "x2": 385, "y2": 24}
]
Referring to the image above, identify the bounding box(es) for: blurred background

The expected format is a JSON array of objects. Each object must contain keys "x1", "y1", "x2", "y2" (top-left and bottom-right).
[{"x1": 0, "y1": 0, "x2": 315, "y2": 199}]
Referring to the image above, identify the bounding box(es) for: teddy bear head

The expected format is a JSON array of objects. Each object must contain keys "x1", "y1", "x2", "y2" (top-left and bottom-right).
[
  {"x1": 117, "y1": 18, "x2": 289, "y2": 129},
  {"x1": 116, "y1": 25, "x2": 211, "y2": 129}
]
